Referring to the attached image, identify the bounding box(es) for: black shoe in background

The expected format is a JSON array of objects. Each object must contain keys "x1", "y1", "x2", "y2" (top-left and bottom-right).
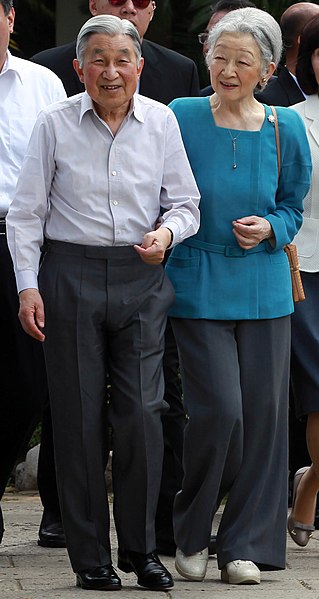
[
  {"x1": 208, "y1": 534, "x2": 217, "y2": 556},
  {"x1": 38, "y1": 510, "x2": 66, "y2": 548},
  {"x1": 315, "y1": 496, "x2": 319, "y2": 530},
  {"x1": 0, "y1": 505, "x2": 4, "y2": 544}
]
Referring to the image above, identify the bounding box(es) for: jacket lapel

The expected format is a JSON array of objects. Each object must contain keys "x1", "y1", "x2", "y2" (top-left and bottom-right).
[
  {"x1": 139, "y1": 40, "x2": 163, "y2": 101},
  {"x1": 279, "y1": 68, "x2": 305, "y2": 104},
  {"x1": 305, "y1": 95, "x2": 319, "y2": 148}
]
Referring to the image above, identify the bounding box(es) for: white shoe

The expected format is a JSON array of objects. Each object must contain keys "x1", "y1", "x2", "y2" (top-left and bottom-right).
[
  {"x1": 221, "y1": 560, "x2": 261, "y2": 584},
  {"x1": 175, "y1": 547, "x2": 208, "y2": 581}
]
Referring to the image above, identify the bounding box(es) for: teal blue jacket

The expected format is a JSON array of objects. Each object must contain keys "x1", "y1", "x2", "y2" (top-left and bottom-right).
[{"x1": 166, "y1": 98, "x2": 312, "y2": 320}]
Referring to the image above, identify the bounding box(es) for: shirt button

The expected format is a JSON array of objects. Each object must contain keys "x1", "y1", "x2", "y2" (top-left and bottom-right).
[
  {"x1": 111, "y1": 170, "x2": 117, "y2": 176},
  {"x1": 113, "y1": 200, "x2": 118, "y2": 206}
]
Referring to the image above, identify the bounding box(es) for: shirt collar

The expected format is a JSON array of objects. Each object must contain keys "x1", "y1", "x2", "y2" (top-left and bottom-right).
[
  {"x1": 0, "y1": 51, "x2": 23, "y2": 83},
  {"x1": 79, "y1": 90, "x2": 145, "y2": 125}
]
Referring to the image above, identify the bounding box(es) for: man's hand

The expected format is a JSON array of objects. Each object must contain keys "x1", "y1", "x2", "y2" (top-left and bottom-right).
[
  {"x1": 19, "y1": 289, "x2": 45, "y2": 342},
  {"x1": 232, "y1": 215, "x2": 273, "y2": 249},
  {"x1": 134, "y1": 227, "x2": 172, "y2": 264}
]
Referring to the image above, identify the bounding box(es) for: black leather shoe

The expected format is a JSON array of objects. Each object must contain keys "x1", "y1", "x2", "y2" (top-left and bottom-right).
[
  {"x1": 0, "y1": 505, "x2": 4, "y2": 544},
  {"x1": 76, "y1": 565, "x2": 121, "y2": 591},
  {"x1": 208, "y1": 534, "x2": 217, "y2": 556},
  {"x1": 118, "y1": 549, "x2": 174, "y2": 590},
  {"x1": 38, "y1": 520, "x2": 66, "y2": 548}
]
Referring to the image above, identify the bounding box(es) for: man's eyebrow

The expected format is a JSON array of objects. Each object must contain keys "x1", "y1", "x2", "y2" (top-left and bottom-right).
[
  {"x1": 91, "y1": 47, "x2": 131, "y2": 56},
  {"x1": 117, "y1": 48, "x2": 131, "y2": 56}
]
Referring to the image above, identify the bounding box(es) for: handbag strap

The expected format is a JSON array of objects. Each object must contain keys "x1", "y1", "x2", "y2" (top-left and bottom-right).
[{"x1": 270, "y1": 105, "x2": 281, "y2": 177}]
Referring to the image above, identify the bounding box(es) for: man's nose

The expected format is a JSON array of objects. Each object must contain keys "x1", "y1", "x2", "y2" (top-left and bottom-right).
[
  {"x1": 102, "y1": 64, "x2": 118, "y2": 79},
  {"x1": 120, "y1": 0, "x2": 137, "y2": 12}
]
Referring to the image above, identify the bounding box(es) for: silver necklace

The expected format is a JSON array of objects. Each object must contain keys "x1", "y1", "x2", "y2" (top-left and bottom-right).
[{"x1": 228, "y1": 130, "x2": 242, "y2": 170}]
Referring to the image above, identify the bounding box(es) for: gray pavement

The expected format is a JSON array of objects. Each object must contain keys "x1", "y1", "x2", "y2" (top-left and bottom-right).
[{"x1": 1, "y1": 491, "x2": 319, "y2": 598}]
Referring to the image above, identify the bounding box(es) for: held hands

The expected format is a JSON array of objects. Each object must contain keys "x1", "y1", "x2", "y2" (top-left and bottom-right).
[
  {"x1": 19, "y1": 289, "x2": 45, "y2": 342},
  {"x1": 134, "y1": 227, "x2": 172, "y2": 264},
  {"x1": 232, "y1": 215, "x2": 273, "y2": 249}
]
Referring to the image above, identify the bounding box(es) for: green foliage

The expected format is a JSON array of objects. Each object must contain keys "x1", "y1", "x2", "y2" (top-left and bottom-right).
[{"x1": 28, "y1": 424, "x2": 42, "y2": 449}]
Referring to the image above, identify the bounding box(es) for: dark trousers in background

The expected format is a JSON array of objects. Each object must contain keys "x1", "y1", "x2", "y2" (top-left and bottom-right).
[
  {"x1": 0, "y1": 235, "x2": 48, "y2": 498},
  {"x1": 156, "y1": 318, "x2": 186, "y2": 547}
]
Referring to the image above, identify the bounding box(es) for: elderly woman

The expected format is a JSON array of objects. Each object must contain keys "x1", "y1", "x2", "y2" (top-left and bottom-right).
[
  {"x1": 165, "y1": 7, "x2": 312, "y2": 586},
  {"x1": 288, "y1": 15, "x2": 319, "y2": 547}
]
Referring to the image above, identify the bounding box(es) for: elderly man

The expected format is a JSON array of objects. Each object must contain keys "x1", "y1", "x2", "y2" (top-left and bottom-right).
[
  {"x1": 0, "y1": 0, "x2": 66, "y2": 543},
  {"x1": 7, "y1": 15, "x2": 200, "y2": 592},
  {"x1": 33, "y1": 0, "x2": 199, "y2": 555}
]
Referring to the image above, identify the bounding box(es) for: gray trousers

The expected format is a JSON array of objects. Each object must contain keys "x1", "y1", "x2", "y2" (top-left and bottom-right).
[
  {"x1": 172, "y1": 317, "x2": 290, "y2": 571},
  {"x1": 38, "y1": 240, "x2": 175, "y2": 572}
]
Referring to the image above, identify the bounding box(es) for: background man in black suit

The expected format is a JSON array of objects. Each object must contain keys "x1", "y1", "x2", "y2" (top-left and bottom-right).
[
  {"x1": 32, "y1": 0, "x2": 200, "y2": 556},
  {"x1": 257, "y1": 2, "x2": 319, "y2": 106},
  {"x1": 256, "y1": 2, "x2": 319, "y2": 513},
  {"x1": 33, "y1": 0, "x2": 199, "y2": 102}
]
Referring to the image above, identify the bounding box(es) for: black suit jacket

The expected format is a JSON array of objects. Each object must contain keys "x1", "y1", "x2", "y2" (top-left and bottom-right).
[
  {"x1": 199, "y1": 83, "x2": 212, "y2": 97},
  {"x1": 32, "y1": 42, "x2": 81, "y2": 97},
  {"x1": 32, "y1": 39, "x2": 200, "y2": 103},
  {"x1": 255, "y1": 67, "x2": 305, "y2": 107}
]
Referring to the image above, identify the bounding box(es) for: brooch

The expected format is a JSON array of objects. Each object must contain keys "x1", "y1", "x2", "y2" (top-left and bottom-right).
[{"x1": 268, "y1": 114, "x2": 275, "y2": 123}]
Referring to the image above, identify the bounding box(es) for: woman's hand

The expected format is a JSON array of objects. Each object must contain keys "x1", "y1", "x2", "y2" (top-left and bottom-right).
[{"x1": 232, "y1": 215, "x2": 273, "y2": 249}]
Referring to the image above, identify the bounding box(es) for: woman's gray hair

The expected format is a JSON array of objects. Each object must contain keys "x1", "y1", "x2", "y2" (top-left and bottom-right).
[
  {"x1": 206, "y1": 7, "x2": 282, "y2": 84},
  {"x1": 76, "y1": 15, "x2": 142, "y2": 68}
]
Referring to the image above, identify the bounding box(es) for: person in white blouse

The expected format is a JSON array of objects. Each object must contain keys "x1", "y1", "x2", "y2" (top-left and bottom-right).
[
  {"x1": 289, "y1": 14, "x2": 319, "y2": 548},
  {"x1": 0, "y1": 0, "x2": 66, "y2": 545},
  {"x1": 7, "y1": 14, "x2": 200, "y2": 593}
]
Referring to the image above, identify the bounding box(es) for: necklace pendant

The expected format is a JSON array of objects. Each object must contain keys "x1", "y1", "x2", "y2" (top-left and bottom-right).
[{"x1": 233, "y1": 164, "x2": 237, "y2": 169}]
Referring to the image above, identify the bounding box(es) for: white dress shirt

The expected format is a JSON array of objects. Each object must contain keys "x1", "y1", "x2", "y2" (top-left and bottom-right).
[
  {"x1": 7, "y1": 91, "x2": 200, "y2": 292},
  {"x1": 0, "y1": 51, "x2": 66, "y2": 217}
]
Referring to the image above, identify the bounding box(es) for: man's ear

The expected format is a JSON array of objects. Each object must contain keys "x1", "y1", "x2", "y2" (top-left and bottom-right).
[
  {"x1": 137, "y1": 57, "x2": 144, "y2": 78},
  {"x1": 89, "y1": 0, "x2": 98, "y2": 16},
  {"x1": 73, "y1": 59, "x2": 84, "y2": 83},
  {"x1": 8, "y1": 7, "x2": 15, "y2": 33}
]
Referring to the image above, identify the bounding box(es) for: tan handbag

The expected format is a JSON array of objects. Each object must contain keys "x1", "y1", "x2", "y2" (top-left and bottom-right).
[{"x1": 270, "y1": 106, "x2": 305, "y2": 303}]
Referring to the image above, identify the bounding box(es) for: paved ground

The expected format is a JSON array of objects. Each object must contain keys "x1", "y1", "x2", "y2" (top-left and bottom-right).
[{"x1": 1, "y1": 491, "x2": 319, "y2": 598}]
